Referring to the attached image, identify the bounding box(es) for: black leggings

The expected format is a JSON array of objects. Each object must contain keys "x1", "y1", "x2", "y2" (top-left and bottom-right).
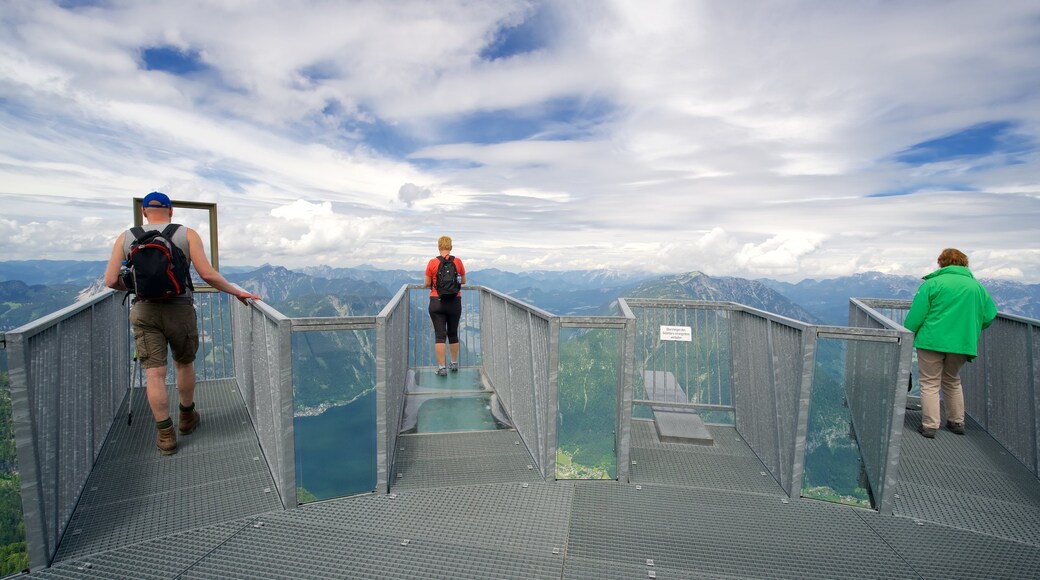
[{"x1": 428, "y1": 297, "x2": 462, "y2": 343}]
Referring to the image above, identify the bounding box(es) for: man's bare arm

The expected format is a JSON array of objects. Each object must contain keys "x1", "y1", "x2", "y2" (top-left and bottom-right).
[
  {"x1": 185, "y1": 228, "x2": 261, "y2": 303},
  {"x1": 104, "y1": 232, "x2": 127, "y2": 291}
]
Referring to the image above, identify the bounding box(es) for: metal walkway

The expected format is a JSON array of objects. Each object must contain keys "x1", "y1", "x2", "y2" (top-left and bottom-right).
[
  {"x1": 392, "y1": 430, "x2": 544, "y2": 490},
  {"x1": 629, "y1": 419, "x2": 788, "y2": 496},
  {"x1": 50, "y1": 379, "x2": 282, "y2": 564},
  {"x1": 896, "y1": 409, "x2": 1040, "y2": 546},
  {"x1": 30, "y1": 384, "x2": 1040, "y2": 579}
]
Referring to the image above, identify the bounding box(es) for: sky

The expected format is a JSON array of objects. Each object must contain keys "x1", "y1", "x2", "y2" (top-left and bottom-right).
[{"x1": 1, "y1": 0, "x2": 1039, "y2": 283}]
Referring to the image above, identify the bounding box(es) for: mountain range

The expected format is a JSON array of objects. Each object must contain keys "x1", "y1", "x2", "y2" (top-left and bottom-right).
[{"x1": 1, "y1": 261, "x2": 1038, "y2": 332}]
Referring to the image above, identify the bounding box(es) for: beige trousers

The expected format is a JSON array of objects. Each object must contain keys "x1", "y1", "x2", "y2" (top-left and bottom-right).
[{"x1": 917, "y1": 348, "x2": 968, "y2": 429}]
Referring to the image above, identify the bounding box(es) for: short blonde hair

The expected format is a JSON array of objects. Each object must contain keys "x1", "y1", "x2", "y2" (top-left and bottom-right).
[
  {"x1": 438, "y1": 236, "x2": 452, "y2": 252},
  {"x1": 938, "y1": 248, "x2": 969, "y2": 268}
]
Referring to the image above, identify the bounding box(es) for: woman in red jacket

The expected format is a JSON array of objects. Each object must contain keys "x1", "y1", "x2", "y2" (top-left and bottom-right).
[{"x1": 424, "y1": 236, "x2": 466, "y2": 376}]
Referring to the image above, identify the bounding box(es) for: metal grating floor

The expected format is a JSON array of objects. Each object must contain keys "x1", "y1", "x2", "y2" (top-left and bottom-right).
[
  {"x1": 895, "y1": 409, "x2": 1040, "y2": 547},
  {"x1": 629, "y1": 419, "x2": 787, "y2": 496},
  {"x1": 51, "y1": 379, "x2": 283, "y2": 563},
  {"x1": 25, "y1": 384, "x2": 1040, "y2": 579},
  {"x1": 34, "y1": 478, "x2": 1040, "y2": 579},
  {"x1": 392, "y1": 429, "x2": 544, "y2": 490}
]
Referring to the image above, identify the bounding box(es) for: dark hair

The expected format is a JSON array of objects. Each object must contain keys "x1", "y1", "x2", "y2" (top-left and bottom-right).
[{"x1": 937, "y1": 248, "x2": 969, "y2": 268}]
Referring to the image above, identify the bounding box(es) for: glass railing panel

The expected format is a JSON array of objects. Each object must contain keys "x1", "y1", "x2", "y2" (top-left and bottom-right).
[
  {"x1": 291, "y1": 329, "x2": 377, "y2": 503},
  {"x1": 802, "y1": 337, "x2": 873, "y2": 508},
  {"x1": 556, "y1": 327, "x2": 619, "y2": 480},
  {"x1": 629, "y1": 305, "x2": 734, "y2": 426},
  {"x1": 156, "y1": 291, "x2": 235, "y2": 385},
  {"x1": 399, "y1": 392, "x2": 512, "y2": 434},
  {"x1": 193, "y1": 291, "x2": 234, "y2": 381},
  {"x1": 845, "y1": 335, "x2": 904, "y2": 507}
]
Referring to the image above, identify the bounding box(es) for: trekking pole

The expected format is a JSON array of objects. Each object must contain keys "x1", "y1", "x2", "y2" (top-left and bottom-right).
[{"x1": 128, "y1": 350, "x2": 139, "y2": 426}]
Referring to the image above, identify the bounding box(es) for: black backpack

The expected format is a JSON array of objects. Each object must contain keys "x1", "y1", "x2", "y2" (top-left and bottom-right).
[
  {"x1": 122, "y1": 224, "x2": 194, "y2": 301},
  {"x1": 435, "y1": 255, "x2": 461, "y2": 299}
]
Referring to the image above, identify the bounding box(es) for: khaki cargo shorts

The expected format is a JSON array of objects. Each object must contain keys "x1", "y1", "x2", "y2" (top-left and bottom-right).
[{"x1": 129, "y1": 302, "x2": 199, "y2": 369}]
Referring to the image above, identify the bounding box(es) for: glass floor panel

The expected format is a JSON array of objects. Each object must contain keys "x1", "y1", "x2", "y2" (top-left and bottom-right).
[
  {"x1": 410, "y1": 366, "x2": 485, "y2": 392},
  {"x1": 401, "y1": 392, "x2": 512, "y2": 434}
]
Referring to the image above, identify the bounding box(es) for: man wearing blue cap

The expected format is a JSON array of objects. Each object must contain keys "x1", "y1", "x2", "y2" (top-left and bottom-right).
[{"x1": 104, "y1": 192, "x2": 261, "y2": 456}]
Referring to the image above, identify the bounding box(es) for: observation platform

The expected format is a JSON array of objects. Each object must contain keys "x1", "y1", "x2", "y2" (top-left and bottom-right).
[
  {"x1": 6, "y1": 287, "x2": 1039, "y2": 579},
  {"x1": 26, "y1": 381, "x2": 1040, "y2": 579}
]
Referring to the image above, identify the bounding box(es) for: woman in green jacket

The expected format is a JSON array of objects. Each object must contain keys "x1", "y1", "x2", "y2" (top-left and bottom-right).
[{"x1": 904, "y1": 249, "x2": 997, "y2": 438}]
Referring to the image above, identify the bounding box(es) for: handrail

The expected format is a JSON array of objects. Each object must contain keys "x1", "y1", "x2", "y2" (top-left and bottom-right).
[
  {"x1": 855, "y1": 298, "x2": 1039, "y2": 479},
  {"x1": 23, "y1": 284, "x2": 1028, "y2": 571},
  {"x1": 621, "y1": 297, "x2": 913, "y2": 513},
  {"x1": 5, "y1": 290, "x2": 128, "y2": 570}
]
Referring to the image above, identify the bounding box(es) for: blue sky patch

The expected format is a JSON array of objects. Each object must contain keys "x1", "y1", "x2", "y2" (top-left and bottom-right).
[
  {"x1": 895, "y1": 121, "x2": 1032, "y2": 165},
  {"x1": 480, "y1": 4, "x2": 554, "y2": 61},
  {"x1": 141, "y1": 46, "x2": 208, "y2": 75},
  {"x1": 435, "y1": 96, "x2": 615, "y2": 145},
  {"x1": 869, "y1": 183, "x2": 976, "y2": 198},
  {"x1": 342, "y1": 108, "x2": 420, "y2": 157},
  {"x1": 195, "y1": 164, "x2": 255, "y2": 193},
  {"x1": 298, "y1": 61, "x2": 339, "y2": 86},
  {"x1": 57, "y1": 0, "x2": 106, "y2": 8}
]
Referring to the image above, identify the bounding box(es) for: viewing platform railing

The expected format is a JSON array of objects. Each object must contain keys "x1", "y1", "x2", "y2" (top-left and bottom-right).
[
  {"x1": 620, "y1": 298, "x2": 913, "y2": 514},
  {"x1": 6, "y1": 287, "x2": 1037, "y2": 571},
  {"x1": 2, "y1": 288, "x2": 236, "y2": 570},
  {"x1": 854, "y1": 299, "x2": 1039, "y2": 479}
]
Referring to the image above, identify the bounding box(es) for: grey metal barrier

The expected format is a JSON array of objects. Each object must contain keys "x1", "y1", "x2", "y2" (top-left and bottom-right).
[
  {"x1": 623, "y1": 299, "x2": 737, "y2": 418},
  {"x1": 378, "y1": 285, "x2": 411, "y2": 490},
  {"x1": 729, "y1": 305, "x2": 813, "y2": 498},
  {"x1": 479, "y1": 286, "x2": 555, "y2": 479},
  {"x1": 232, "y1": 298, "x2": 294, "y2": 508},
  {"x1": 826, "y1": 304, "x2": 913, "y2": 515},
  {"x1": 970, "y1": 313, "x2": 1039, "y2": 477},
  {"x1": 3, "y1": 290, "x2": 128, "y2": 571},
  {"x1": 620, "y1": 298, "x2": 913, "y2": 513},
  {"x1": 619, "y1": 299, "x2": 807, "y2": 492},
  {"x1": 856, "y1": 299, "x2": 1039, "y2": 479}
]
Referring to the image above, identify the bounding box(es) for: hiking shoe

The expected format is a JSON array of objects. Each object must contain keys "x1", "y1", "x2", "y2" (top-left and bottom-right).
[
  {"x1": 157, "y1": 426, "x2": 177, "y2": 455},
  {"x1": 919, "y1": 425, "x2": 936, "y2": 439},
  {"x1": 436, "y1": 367, "x2": 448, "y2": 376},
  {"x1": 449, "y1": 362, "x2": 459, "y2": 372},
  {"x1": 179, "y1": 408, "x2": 200, "y2": 435},
  {"x1": 946, "y1": 420, "x2": 965, "y2": 435}
]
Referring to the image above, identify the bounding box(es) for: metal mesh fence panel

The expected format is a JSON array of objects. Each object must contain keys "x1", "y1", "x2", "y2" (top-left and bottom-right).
[
  {"x1": 381, "y1": 287, "x2": 410, "y2": 487},
  {"x1": 857, "y1": 299, "x2": 1039, "y2": 479},
  {"x1": 4, "y1": 290, "x2": 129, "y2": 570}
]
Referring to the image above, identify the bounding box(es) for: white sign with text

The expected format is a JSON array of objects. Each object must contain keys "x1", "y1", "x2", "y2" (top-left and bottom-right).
[{"x1": 659, "y1": 325, "x2": 692, "y2": 342}]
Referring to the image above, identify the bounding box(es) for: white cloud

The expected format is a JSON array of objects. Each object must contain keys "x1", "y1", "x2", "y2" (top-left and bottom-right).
[
  {"x1": 397, "y1": 183, "x2": 433, "y2": 206},
  {"x1": 0, "y1": 0, "x2": 1038, "y2": 284}
]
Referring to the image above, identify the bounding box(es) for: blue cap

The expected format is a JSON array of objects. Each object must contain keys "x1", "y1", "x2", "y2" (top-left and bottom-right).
[{"x1": 142, "y1": 191, "x2": 171, "y2": 209}]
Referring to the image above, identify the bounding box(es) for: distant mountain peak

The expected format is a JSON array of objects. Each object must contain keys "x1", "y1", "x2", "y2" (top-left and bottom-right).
[{"x1": 628, "y1": 271, "x2": 819, "y2": 323}]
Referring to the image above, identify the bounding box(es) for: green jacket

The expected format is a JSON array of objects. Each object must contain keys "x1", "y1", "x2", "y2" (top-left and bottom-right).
[{"x1": 903, "y1": 265, "x2": 997, "y2": 360}]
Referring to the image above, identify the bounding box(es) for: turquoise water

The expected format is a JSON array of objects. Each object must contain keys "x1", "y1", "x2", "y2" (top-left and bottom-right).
[{"x1": 293, "y1": 391, "x2": 377, "y2": 502}]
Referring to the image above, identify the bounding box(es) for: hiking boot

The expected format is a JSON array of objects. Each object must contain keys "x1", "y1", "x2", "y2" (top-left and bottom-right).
[
  {"x1": 157, "y1": 426, "x2": 177, "y2": 455},
  {"x1": 919, "y1": 425, "x2": 936, "y2": 439},
  {"x1": 946, "y1": 420, "x2": 965, "y2": 435},
  {"x1": 436, "y1": 367, "x2": 448, "y2": 376},
  {"x1": 449, "y1": 362, "x2": 459, "y2": 372},
  {"x1": 179, "y1": 408, "x2": 200, "y2": 435}
]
